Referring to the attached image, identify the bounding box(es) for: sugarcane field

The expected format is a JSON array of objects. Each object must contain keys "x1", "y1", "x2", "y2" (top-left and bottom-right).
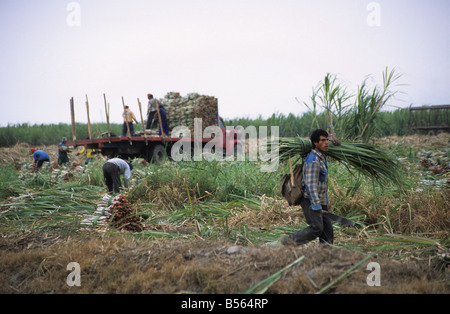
[
  {"x1": 0, "y1": 83, "x2": 449, "y2": 296},
  {"x1": 3, "y1": 2, "x2": 450, "y2": 305}
]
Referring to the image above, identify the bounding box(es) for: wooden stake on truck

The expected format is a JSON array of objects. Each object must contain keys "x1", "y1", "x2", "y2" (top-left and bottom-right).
[
  {"x1": 85, "y1": 95, "x2": 93, "y2": 143},
  {"x1": 70, "y1": 97, "x2": 77, "y2": 146},
  {"x1": 104, "y1": 93, "x2": 111, "y2": 143},
  {"x1": 155, "y1": 98, "x2": 166, "y2": 137},
  {"x1": 137, "y1": 98, "x2": 148, "y2": 145}
]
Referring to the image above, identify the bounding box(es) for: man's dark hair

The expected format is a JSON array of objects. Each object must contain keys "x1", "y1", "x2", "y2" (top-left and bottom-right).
[{"x1": 310, "y1": 129, "x2": 328, "y2": 146}]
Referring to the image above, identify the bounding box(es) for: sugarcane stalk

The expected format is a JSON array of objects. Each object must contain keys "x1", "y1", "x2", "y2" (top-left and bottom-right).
[
  {"x1": 70, "y1": 97, "x2": 77, "y2": 146},
  {"x1": 155, "y1": 98, "x2": 166, "y2": 137},
  {"x1": 243, "y1": 255, "x2": 306, "y2": 294},
  {"x1": 316, "y1": 252, "x2": 375, "y2": 294},
  {"x1": 137, "y1": 98, "x2": 148, "y2": 145},
  {"x1": 273, "y1": 137, "x2": 405, "y2": 187}
]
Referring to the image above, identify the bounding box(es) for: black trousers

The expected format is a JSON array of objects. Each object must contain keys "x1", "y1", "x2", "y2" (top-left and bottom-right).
[
  {"x1": 146, "y1": 111, "x2": 157, "y2": 129},
  {"x1": 290, "y1": 197, "x2": 334, "y2": 245},
  {"x1": 121, "y1": 122, "x2": 135, "y2": 137},
  {"x1": 103, "y1": 162, "x2": 122, "y2": 193},
  {"x1": 36, "y1": 158, "x2": 50, "y2": 169}
]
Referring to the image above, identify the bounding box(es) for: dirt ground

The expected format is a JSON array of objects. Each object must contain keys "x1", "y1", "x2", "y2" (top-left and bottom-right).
[{"x1": 0, "y1": 233, "x2": 448, "y2": 294}]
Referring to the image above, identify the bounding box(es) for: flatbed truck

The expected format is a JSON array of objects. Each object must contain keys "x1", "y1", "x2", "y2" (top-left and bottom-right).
[
  {"x1": 67, "y1": 99, "x2": 241, "y2": 163},
  {"x1": 68, "y1": 130, "x2": 241, "y2": 163}
]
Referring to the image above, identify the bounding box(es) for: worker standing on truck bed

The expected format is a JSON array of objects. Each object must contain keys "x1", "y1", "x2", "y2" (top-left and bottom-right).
[
  {"x1": 102, "y1": 158, "x2": 133, "y2": 194},
  {"x1": 146, "y1": 93, "x2": 158, "y2": 129},
  {"x1": 121, "y1": 106, "x2": 139, "y2": 137},
  {"x1": 146, "y1": 93, "x2": 170, "y2": 136}
]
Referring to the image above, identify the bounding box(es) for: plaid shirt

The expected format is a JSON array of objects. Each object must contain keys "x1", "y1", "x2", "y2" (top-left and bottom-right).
[{"x1": 302, "y1": 149, "x2": 328, "y2": 210}]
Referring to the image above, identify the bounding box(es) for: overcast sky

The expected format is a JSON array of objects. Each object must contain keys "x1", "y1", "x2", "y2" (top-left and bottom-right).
[{"x1": 0, "y1": 0, "x2": 449, "y2": 126}]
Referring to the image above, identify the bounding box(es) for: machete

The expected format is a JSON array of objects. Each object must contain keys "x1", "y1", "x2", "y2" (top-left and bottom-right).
[{"x1": 323, "y1": 211, "x2": 356, "y2": 227}]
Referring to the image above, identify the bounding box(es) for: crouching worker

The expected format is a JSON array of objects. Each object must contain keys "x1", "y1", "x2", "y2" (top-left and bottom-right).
[
  {"x1": 102, "y1": 158, "x2": 133, "y2": 194},
  {"x1": 30, "y1": 148, "x2": 50, "y2": 170}
]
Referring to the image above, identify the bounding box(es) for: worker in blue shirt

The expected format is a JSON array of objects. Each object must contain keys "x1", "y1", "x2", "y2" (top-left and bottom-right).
[{"x1": 30, "y1": 148, "x2": 50, "y2": 169}]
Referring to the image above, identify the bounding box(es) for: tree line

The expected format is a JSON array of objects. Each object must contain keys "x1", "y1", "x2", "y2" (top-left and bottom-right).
[{"x1": 0, "y1": 107, "x2": 423, "y2": 147}]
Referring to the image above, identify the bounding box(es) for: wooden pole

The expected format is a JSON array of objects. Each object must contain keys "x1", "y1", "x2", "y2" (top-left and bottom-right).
[
  {"x1": 122, "y1": 96, "x2": 132, "y2": 145},
  {"x1": 103, "y1": 93, "x2": 111, "y2": 143},
  {"x1": 137, "y1": 98, "x2": 148, "y2": 145},
  {"x1": 155, "y1": 98, "x2": 166, "y2": 137},
  {"x1": 70, "y1": 97, "x2": 77, "y2": 146},
  {"x1": 85, "y1": 95, "x2": 93, "y2": 143}
]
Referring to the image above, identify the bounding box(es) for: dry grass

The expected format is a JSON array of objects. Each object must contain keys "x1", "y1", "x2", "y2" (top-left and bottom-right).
[
  {"x1": 331, "y1": 187, "x2": 450, "y2": 234},
  {"x1": 372, "y1": 133, "x2": 450, "y2": 148},
  {"x1": 1, "y1": 234, "x2": 448, "y2": 294}
]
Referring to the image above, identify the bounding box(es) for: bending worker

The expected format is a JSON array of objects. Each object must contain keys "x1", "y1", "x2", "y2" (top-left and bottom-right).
[
  {"x1": 30, "y1": 148, "x2": 50, "y2": 170},
  {"x1": 102, "y1": 158, "x2": 133, "y2": 194}
]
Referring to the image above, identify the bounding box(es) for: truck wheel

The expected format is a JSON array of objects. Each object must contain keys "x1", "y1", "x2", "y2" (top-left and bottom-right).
[
  {"x1": 148, "y1": 144, "x2": 167, "y2": 164},
  {"x1": 105, "y1": 149, "x2": 118, "y2": 159}
]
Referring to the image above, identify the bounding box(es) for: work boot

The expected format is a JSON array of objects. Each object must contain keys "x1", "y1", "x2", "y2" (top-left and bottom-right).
[{"x1": 280, "y1": 235, "x2": 297, "y2": 246}]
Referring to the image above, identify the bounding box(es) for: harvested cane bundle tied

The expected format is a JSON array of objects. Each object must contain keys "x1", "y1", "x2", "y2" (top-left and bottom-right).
[
  {"x1": 159, "y1": 92, "x2": 219, "y2": 133},
  {"x1": 109, "y1": 195, "x2": 143, "y2": 232},
  {"x1": 275, "y1": 137, "x2": 406, "y2": 187},
  {"x1": 81, "y1": 194, "x2": 143, "y2": 232}
]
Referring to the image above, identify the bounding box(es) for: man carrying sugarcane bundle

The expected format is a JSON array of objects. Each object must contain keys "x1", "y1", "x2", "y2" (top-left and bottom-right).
[{"x1": 282, "y1": 129, "x2": 334, "y2": 246}]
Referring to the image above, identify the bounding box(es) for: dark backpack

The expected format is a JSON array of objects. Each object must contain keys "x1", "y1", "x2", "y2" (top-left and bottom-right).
[{"x1": 279, "y1": 158, "x2": 305, "y2": 206}]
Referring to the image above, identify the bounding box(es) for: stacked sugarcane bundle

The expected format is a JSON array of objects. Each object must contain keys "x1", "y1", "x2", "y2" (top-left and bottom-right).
[
  {"x1": 81, "y1": 194, "x2": 143, "y2": 232},
  {"x1": 159, "y1": 92, "x2": 219, "y2": 133},
  {"x1": 81, "y1": 193, "x2": 113, "y2": 227},
  {"x1": 108, "y1": 194, "x2": 143, "y2": 232},
  {"x1": 274, "y1": 136, "x2": 406, "y2": 187}
]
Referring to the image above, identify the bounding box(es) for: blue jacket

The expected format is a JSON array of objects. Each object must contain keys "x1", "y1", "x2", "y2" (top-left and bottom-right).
[{"x1": 33, "y1": 150, "x2": 50, "y2": 161}]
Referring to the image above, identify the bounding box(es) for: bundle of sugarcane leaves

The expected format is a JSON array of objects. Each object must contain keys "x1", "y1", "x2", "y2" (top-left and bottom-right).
[{"x1": 273, "y1": 136, "x2": 406, "y2": 188}]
